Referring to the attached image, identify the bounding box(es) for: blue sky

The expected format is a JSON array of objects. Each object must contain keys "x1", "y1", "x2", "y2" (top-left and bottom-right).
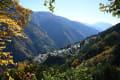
[{"x1": 20, "y1": 0, "x2": 119, "y2": 25}]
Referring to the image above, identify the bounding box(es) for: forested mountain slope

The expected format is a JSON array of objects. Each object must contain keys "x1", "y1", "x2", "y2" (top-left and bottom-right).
[
  {"x1": 41, "y1": 23, "x2": 120, "y2": 80},
  {"x1": 30, "y1": 12, "x2": 98, "y2": 47},
  {"x1": 43, "y1": 23, "x2": 120, "y2": 67},
  {"x1": 9, "y1": 12, "x2": 98, "y2": 62}
]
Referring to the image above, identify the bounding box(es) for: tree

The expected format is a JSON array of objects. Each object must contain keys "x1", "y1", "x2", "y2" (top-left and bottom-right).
[
  {"x1": 0, "y1": 0, "x2": 32, "y2": 66},
  {"x1": 100, "y1": 0, "x2": 120, "y2": 17},
  {"x1": 0, "y1": 0, "x2": 33, "y2": 79},
  {"x1": 42, "y1": 67, "x2": 93, "y2": 80},
  {"x1": 0, "y1": 0, "x2": 55, "y2": 65},
  {"x1": 0, "y1": 0, "x2": 55, "y2": 79}
]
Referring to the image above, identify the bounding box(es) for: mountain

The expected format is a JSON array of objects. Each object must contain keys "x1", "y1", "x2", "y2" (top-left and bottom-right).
[
  {"x1": 7, "y1": 23, "x2": 120, "y2": 80},
  {"x1": 89, "y1": 22, "x2": 112, "y2": 32},
  {"x1": 9, "y1": 12, "x2": 98, "y2": 62},
  {"x1": 73, "y1": 23, "x2": 120, "y2": 80},
  {"x1": 30, "y1": 12, "x2": 98, "y2": 47},
  {"x1": 42, "y1": 23, "x2": 120, "y2": 66},
  {"x1": 8, "y1": 24, "x2": 55, "y2": 62},
  {"x1": 41, "y1": 23, "x2": 120, "y2": 80}
]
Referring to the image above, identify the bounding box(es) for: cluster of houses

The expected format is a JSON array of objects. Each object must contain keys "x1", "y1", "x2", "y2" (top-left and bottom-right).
[
  {"x1": 34, "y1": 43, "x2": 81, "y2": 63},
  {"x1": 49, "y1": 43, "x2": 81, "y2": 56},
  {"x1": 34, "y1": 54, "x2": 48, "y2": 63},
  {"x1": 34, "y1": 36, "x2": 97, "y2": 63}
]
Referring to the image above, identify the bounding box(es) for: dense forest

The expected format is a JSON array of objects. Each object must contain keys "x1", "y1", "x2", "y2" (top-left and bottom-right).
[{"x1": 0, "y1": 0, "x2": 120, "y2": 80}]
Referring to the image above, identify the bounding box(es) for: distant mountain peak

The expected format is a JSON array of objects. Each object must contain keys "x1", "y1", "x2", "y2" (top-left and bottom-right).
[{"x1": 88, "y1": 22, "x2": 113, "y2": 32}]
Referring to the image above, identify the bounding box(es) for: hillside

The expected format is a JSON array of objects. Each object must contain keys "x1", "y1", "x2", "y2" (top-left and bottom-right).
[
  {"x1": 9, "y1": 12, "x2": 98, "y2": 62},
  {"x1": 31, "y1": 12, "x2": 98, "y2": 47},
  {"x1": 39, "y1": 23, "x2": 120, "y2": 80},
  {"x1": 1, "y1": 0, "x2": 120, "y2": 80},
  {"x1": 7, "y1": 23, "x2": 120, "y2": 80},
  {"x1": 36, "y1": 23, "x2": 120, "y2": 66},
  {"x1": 48, "y1": 23, "x2": 120, "y2": 65},
  {"x1": 78, "y1": 23, "x2": 120, "y2": 62}
]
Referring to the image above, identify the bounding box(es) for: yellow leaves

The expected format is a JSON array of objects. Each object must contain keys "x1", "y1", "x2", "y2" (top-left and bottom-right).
[
  {"x1": 0, "y1": 31, "x2": 8, "y2": 36},
  {"x1": 23, "y1": 36, "x2": 28, "y2": 39},
  {"x1": 0, "y1": 14, "x2": 25, "y2": 67},
  {"x1": 0, "y1": 14, "x2": 26, "y2": 39},
  {"x1": 0, "y1": 46, "x2": 6, "y2": 49},
  {"x1": 0, "y1": 52, "x2": 14, "y2": 66},
  {"x1": 0, "y1": 60, "x2": 9, "y2": 66},
  {"x1": 9, "y1": 76, "x2": 14, "y2": 80},
  {"x1": 4, "y1": 52, "x2": 11, "y2": 55},
  {"x1": 0, "y1": 1, "x2": 32, "y2": 76},
  {"x1": 0, "y1": 0, "x2": 32, "y2": 69},
  {"x1": 6, "y1": 39, "x2": 12, "y2": 42},
  {"x1": 0, "y1": 15, "x2": 23, "y2": 32},
  {"x1": 12, "y1": 31, "x2": 23, "y2": 36},
  {"x1": 18, "y1": 62, "x2": 27, "y2": 71},
  {"x1": 0, "y1": 52, "x2": 11, "y2": 58},
  {"x1": 5, "y1": 72, "x2": 14, "y2": 80},
  {"x1": 8, "y1": 59, "x2": 14, "y2": 64},
  {"x1": 0, "y1": 42, "x2": 6, "y2": 45}
]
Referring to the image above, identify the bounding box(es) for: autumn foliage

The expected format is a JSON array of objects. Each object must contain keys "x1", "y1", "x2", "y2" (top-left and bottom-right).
[
  {"x1": 0, "y1": 0, "x2": 32, "y2": 66},
  {"x1": 0, "y1": 0, "x2": 32, "y2": 79},
  {"x1": 72, "y1": 59, "x2": 79, "y2": 67}
]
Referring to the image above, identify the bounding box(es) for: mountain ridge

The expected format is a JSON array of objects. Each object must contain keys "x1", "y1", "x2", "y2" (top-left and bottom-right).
[{"x1": 9, "y1": 11, "x2": 99, "y2": 62}]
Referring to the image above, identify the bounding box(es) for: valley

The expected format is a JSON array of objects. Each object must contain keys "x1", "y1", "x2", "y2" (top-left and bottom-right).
[
  {"x1": 10, "y1": 12, "x2": 99, "y2": 62},
  {"x1": 1, "y1": 0, "x2": 120, "y2": 80}
]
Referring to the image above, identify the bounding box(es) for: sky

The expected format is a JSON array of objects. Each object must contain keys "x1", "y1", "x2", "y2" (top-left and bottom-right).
[{"x1": 20, "y1": 0, "x2": 120, "y2": 25}]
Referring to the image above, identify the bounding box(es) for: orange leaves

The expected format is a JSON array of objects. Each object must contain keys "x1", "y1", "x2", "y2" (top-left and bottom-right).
[
  {"x1": 15, "y1": 71, "x2": 36, "y2": 80},
  {"x1": 104, "y1": 46, "x2": 110, "y2": 50},
  {"x1": 24, "y1": 72, "x2": 36, "y2": 80},
  {"x1": 72, "y1": 59, "x2": 79, "y2": 67}
]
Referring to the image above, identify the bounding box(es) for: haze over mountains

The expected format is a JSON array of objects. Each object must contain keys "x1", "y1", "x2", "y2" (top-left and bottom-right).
[
  {"x1": 10, "y1": 12, "x2": 99, "y2": 62},
  {"x1": 89, "y1": 22, "x2": 112, "y2": 32}
]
